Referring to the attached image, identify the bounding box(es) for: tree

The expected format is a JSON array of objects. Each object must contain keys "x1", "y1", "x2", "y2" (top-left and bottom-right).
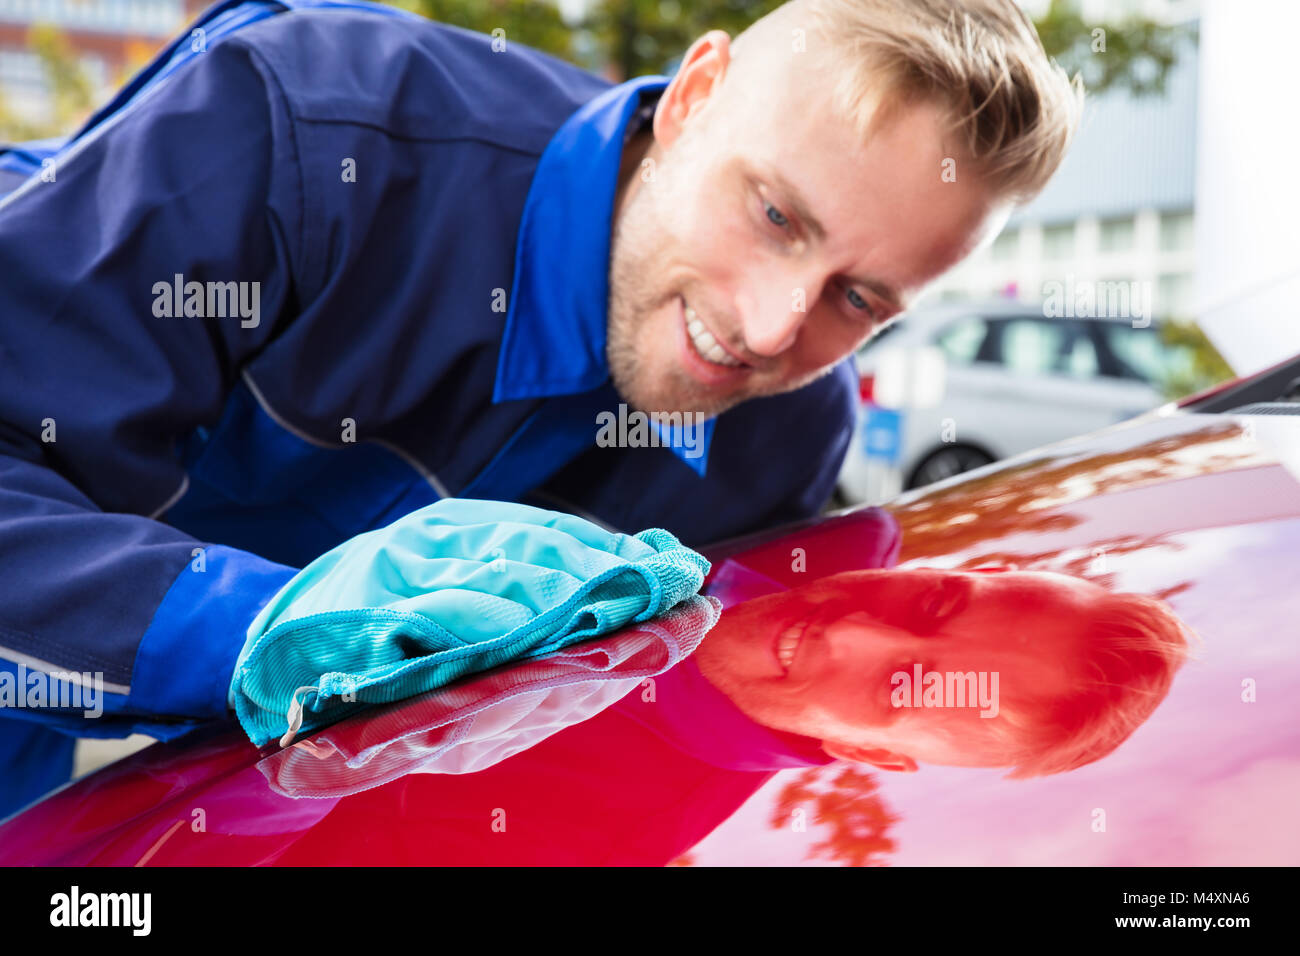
[
  {"x1": 0, "y1": 24, "x2": 94, "y2": 142},
  {"x1": 5, "y1": 1, "x2": 1197, "y2": 144},
  {"x1": 399, "y1": 0, "x2": 575, "y2": 60},
  {"x1": 1158, "y1": 320, "x2": 1235, "y2": 400},
  {"x1": 1033, "y1": 0, "x2": 1194, "y2": 98},
  {"x1": 583, "y1": 0, "x2": 785, "y2": 80},
  {"x1": 581, "y1": 0, "x2": 1193, "y2": 88}
]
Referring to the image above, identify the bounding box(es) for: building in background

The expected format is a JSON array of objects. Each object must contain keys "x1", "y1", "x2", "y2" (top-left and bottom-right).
[
  {"x1": 0, "y1": 0, "x2": 207, "y2": 131},
  {"x1": 1193, "y1": 0, "x2": 1300, "y2": 375},
  {"x1": 922, "y1": 12, "x2": 1199, "y2": 325}
]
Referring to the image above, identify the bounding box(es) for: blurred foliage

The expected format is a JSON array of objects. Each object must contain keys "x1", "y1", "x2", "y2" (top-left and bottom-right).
[
  {"x1": 403, "y1": 0, "x2": 789, "y2": 77},
  {"x1": 1, "y1": 0, "x2": 1198, "y2": 143},
  {"x1": 29, "y1": 23, "x2": 94, "y2": 119},
  {"x1": 581, "y1": 0, "x2": 785, "y2": 79},
  {"x1": 584, "y1": 0, "x2": 1195, "y2": 87},
  {"x1": 1034, "y1": 0, "x2": 1195, "y2": 98},
  {"x1": 402, "y1": 0, "x2": 1195, "y2": 91},
  {"x1": 1159, "y1": 320, "x2": 1235, "y2": 400},
  {"x1": 0, "y1": 24, "x2": 94, "y2": 141},
  {"x1": 392, "y1": 0, "x2": 576, "y2": 59}
]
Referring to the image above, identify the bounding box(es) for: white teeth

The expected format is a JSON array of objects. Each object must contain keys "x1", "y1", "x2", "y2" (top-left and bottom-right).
[
  {"x1": 776, "y1": 627, "x2": 803, "y2": 671},
  {"x1": 684, "y1": 304, "x2": 742, "y2": 368}
]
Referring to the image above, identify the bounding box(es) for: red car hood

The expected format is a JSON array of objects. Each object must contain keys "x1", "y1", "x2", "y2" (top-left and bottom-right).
[{"x1": 2, "y1": 410, "x2": 1299, "y2": 865}]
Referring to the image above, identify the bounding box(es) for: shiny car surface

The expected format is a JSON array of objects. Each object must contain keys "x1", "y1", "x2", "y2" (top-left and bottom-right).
[{"x1": 2, "y1": 369, "x2": 1298, "y2": 866}]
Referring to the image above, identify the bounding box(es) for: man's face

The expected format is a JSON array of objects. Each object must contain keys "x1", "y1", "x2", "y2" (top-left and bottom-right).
[
  {"x1": 693, "y1": 568, "x2": 1102, "y2": 770},
  {"x1": 607, "y1": 30, "x2": 1008, "y2": 419}
]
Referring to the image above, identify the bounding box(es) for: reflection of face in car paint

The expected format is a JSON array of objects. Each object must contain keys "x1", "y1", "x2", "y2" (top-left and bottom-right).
[{"x1": 693, "y1": 568, "x2": 1193, "y2": 777}]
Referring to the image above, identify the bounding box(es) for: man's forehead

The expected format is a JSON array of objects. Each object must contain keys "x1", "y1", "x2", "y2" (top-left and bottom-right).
[{"x1": 724, "y1": 90, "x2": 997, "y2": 302}]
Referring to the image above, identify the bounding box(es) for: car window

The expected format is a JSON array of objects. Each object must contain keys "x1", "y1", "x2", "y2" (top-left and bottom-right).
[
  {"x1": 933, "y1": 317, "x2": 987, "y2": 364},
  {"x1": 1064, "y1": 332, "x2": 1099, "y2": 377},
  {"x1": 996, "y1": 318, "x2": 1098, "y2": 379},
  {"x1": 1094, "y1": 322, "x2": 1169, "y2": 384}
]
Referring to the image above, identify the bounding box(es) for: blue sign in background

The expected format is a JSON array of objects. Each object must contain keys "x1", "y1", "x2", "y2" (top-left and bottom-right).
[{"x1": 861, "y1": 406, "x2": 904, "y2": 465}]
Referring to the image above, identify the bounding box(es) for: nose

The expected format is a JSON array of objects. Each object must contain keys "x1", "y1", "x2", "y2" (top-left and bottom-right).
[{"x1": 735, "y1": 266, "x2": 825, "y2": 358}]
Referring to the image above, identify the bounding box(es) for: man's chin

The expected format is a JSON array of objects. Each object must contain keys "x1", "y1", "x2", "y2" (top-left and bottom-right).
[
  {"x1": 613, "y1": 379, "x2": 739, "y2": 421},
  {"x1": 638, "y1": 373, "x2": 830, "y2": 418}
]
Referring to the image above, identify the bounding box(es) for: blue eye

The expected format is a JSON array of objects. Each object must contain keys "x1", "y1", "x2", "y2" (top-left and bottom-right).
[
  {"x1": 846, "y1": 288, "x2": 869, "y2": 311},
  {"x1": 764, "y1": 201, "x2": 789, "y2": 228}
]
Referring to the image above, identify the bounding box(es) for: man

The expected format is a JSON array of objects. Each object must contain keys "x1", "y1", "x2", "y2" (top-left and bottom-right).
[{"x1": 0, "y1": 0, "x2": 1082, "y2": 816}]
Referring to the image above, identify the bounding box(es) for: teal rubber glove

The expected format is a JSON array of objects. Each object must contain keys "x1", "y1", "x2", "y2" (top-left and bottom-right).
[{"x1": 228, "y1": 498, "x2": 710, "y2": 747}]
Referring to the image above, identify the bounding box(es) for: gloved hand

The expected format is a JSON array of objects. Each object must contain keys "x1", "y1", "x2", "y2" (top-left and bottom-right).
[{"x1": 227, "y1": 498, "x2": 710, "y2": 747}]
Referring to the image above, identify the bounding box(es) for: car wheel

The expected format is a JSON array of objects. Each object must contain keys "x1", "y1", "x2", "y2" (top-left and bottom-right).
[{"x1": 908, "y1": 446, "x2": 995, "y2": 489}]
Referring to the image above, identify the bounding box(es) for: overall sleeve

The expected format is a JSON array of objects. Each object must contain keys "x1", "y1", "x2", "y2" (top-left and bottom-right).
[{"x1": 0, "y1": 36, "x2": 307, "y2": 739}]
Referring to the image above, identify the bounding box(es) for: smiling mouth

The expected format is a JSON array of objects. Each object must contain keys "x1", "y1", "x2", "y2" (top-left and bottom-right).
[
  {"x1": 774, "y1": 622, "x2": 808, "y2": 675},
  {"x1": 684, "y1": 300, "x2": 746, "y2": 368}
]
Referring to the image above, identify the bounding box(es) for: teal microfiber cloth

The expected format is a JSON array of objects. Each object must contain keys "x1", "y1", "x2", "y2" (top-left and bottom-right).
[{"x1": 228, "y1": 498, "x2": 711, "y2": 748}]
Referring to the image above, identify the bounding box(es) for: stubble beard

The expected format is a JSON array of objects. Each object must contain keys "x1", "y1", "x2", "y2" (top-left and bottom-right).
[
  {"x1": 605, "y1": 168, "x2": 743, "y2": 422},
  {"x1": 605, "y1": 160, "x2": 840, "y2": 421}
]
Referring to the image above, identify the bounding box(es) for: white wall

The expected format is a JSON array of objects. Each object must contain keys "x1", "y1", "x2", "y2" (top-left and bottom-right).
[{"x1": 1195, "y1": 0, "x2": 1300, "y2": 375}]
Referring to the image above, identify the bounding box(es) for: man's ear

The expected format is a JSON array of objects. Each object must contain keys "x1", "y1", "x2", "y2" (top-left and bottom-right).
[
  {"x1": 653, "y1": 30, "x2": 732, "y2": 149},
  {"x1": 821, "y1": 740, "x2": 918, "y2": 772}
]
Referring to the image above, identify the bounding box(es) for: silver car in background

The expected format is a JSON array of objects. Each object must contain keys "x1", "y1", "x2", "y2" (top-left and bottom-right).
[{"x1": 837, "y1": 301, "x2": 1203, "y2": 503}]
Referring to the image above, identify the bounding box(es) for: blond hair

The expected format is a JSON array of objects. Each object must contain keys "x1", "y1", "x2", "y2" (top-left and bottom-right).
[
  {"x1": 996, "y1": 590, "x2": 1197, "y2": 779},
  {"x1": 798, "y1": 0, "x2": 1085, "y2": 203}
]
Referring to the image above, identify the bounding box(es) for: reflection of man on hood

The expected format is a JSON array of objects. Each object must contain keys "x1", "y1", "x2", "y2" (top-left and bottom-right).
[
  {"x1": 219, "y1": 509, "x2": 1189, "y2": 865},
  {"x1": 695, "y1": 564, "x2": 1193, "y2": 778}
]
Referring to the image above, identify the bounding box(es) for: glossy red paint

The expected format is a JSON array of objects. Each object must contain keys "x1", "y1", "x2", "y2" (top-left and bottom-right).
[{"x1": 2, "y1": 411, "x2": 1298, "y2": 865}]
